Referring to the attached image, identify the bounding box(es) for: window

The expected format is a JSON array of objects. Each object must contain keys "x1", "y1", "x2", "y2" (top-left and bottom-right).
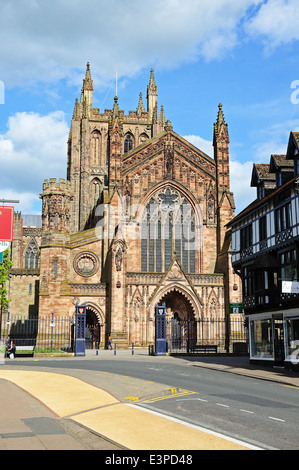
[
  {"x1": 53, "y1": 258, "x2": 58, "y2": 278},
  {"x1": 285, "y1": 316, "x2": 299, "y2": 362},
  {"x1": 280, "y1": 248, "x2": 297, "y2": 281},
  {"x1": 24, "y1": 239, "x2": 39, "y2": 269},
  {"x1": 295, "y1": 158, "x2": 299, "y2": 176},
  {"x1": 240, "y1": 224, "x2": 252, "y2": 250},
  {"x1": 141, "y1": 187, "x2": 196, "y2": 273},
  {"x1": 276, "y1": 171, "x2": 282, "y2": 188},
  {"x1": 275, "y1": 202, "x2": 292, "y2": 232},
  {"x1": 124, "y1": 134, "x2": 133, "y2": 153},
  {"x1": 257, "y1": 183, "x2": 265, "y2": 201},
  {"x1": 242, "y1": 265, "x2": 254, "y2": 296},
  {"x1": 250, "y1": 318, "x2": 273, "y2": 359},
  {"x1": 259, "y1": 215, "x2": 267, "y2": 241}
]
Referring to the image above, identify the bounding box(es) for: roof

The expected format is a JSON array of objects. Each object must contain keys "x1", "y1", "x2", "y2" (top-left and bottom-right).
[
  {"x1": 270, "y1": 154, "x2": 293, "y2": 172},
  {"x1": 251, "y1": 163, "x2": 275, "y2": 187},
  {"x1": 227, "y1": 174, "x2": 299, "y2": 228},
  {"x1": 22, "y1": 214, "x2": 42, "y2": 227}
]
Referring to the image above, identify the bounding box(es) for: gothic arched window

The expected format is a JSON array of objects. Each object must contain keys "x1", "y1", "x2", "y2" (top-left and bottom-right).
[
  {"x1": 124, "y1": 134, "x2": 133, "y2": 153},
  {"x1": 24, "y1": 239, "x2": 39, "y2": 269},
  {"x1": 91, "y1": 177, "x2": 102, "y2": 204},
  {"x1": 91, "y1": 130, "x2": 101, "y2": 165},
  {"x1": 141, "y1": 186, "x2": 196, "y2": 273}
]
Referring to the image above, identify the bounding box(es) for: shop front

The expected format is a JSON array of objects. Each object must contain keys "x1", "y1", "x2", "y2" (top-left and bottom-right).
[{"x1": 248, "y1": 310, "x2": 299, "y2": 369}]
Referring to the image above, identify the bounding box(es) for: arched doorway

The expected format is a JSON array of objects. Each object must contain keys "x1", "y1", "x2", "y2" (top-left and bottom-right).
[
  {"x1": 159, "y1": 290, "x2": 197, "y2": 352},
  {"x1": 85, "y1": 309, "x2": 101, "y2": 349}
]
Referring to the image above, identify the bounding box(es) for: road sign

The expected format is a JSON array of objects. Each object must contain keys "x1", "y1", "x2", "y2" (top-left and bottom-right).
[
  {"x1": 229, "y1": 303, "x2": 243, "y2": 314},
  {"x1": 0, "y1": 241, "x2": 9, "y2": 253},
  {"x1": 0, "y1": 206, "x2": 14, "y2": 242}
]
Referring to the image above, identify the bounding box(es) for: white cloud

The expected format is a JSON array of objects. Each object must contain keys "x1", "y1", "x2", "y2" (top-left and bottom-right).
[
  {"x1": 230, "y1": 158, "x2": 256, "y2": 213},
  {"x1": 0, "y1": 0, "x2": 263, "y2": 88},
  {"x1": 245, "y1": 0, "x2": 299, "y2": 51},
  {"x1": 183, "y1": 135, "x2": 213, "y2": 158},
  {"x1": 0, "y1": 111, "x2": 68, "y2": 213},
  {"x1": 183, "y1": 134, "x2": 256, "y2": 213}
]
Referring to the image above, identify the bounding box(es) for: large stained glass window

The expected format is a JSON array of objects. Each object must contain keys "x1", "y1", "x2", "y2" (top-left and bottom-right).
[{"x1": 141, "y1": 187, "x2": 195, "y2": 272}]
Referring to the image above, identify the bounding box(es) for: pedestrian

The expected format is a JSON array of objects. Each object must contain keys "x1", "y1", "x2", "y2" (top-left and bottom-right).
[
  {"x1": 7, "y1": 339, "x2": 16, "y2": 359},
  {"x1": 105, "y1": 334, "x2": 112, "y2": 350}
]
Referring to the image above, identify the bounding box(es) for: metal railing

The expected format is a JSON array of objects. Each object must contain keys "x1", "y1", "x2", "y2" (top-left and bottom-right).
[
  {"x1": 166, "y1": 316, "x2": 247, "y2": 353},
  {"x1": 0, "y1": 314, "x2": 74, "y2": 352}
]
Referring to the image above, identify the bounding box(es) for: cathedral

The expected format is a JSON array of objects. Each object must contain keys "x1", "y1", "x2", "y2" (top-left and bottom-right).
[{"x1": 10, "y1": 63, "x2": 239, "y2": 348}]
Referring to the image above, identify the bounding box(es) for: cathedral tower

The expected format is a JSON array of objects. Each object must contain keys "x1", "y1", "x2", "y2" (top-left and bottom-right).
[{"x1": 67, "y1": 64, "x2": 167, "y2": 233}]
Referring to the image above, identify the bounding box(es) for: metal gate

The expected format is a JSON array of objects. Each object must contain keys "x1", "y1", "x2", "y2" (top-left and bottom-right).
[
  {"x1": 167, "y1": 318, "x2": 197, "y2": 352},
  {"x1": 85, "y1": 326, "x2": 100, "y2": 349},
  {"x1": 166, "y1": 316, "x2": 247, "y2": 353}
]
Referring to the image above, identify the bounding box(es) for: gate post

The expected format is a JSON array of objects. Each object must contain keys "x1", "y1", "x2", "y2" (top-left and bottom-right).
[
  {"x1": 155, "y1": 303, "x2": 167, "y2": 355},
  {"x1": 75, "y1": 302, "x2": 86, "y2": 356}
]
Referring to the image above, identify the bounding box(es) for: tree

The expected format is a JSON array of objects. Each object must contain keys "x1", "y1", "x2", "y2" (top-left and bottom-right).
[{"x1": 0, "y1": 249, "x2": 13, "y2": 311}]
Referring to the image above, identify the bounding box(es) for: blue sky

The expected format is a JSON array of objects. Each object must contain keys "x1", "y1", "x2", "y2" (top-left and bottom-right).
[{"x1": 1, "y1": 0, "x2": 299, "y2": 215}]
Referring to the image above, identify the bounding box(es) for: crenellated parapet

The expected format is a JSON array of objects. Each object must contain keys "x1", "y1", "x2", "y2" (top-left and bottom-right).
[{"x1": 40, "y1": 178, "x2": 73, "y2": 234}]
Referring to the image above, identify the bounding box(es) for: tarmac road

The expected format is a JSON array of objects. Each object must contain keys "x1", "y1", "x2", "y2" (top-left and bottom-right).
[{"x1": 1, "y1": 350, "x2": 298, "y2": 451}]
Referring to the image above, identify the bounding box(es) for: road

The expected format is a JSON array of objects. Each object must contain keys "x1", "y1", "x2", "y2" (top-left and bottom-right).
[{"x1": 4, "y1": 353, "x2": 299, "y2": 450}]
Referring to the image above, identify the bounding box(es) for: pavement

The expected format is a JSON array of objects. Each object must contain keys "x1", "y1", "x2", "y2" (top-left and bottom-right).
[{"x1": 0, "y1": 349, "x2": 298, "y2": 451}]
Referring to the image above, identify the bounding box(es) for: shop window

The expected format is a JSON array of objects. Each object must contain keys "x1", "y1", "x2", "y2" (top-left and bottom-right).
[
  {"x1": 250, "y1": 318, "x2": 273, "y2": 359},
  {"x1": 285, "y1": 317, "x2": 299, "y2": 363}
]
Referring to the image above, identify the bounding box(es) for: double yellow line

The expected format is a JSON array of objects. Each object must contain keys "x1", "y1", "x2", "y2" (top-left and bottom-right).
[{"x1": 125, "y1": 388, "x2": 197, "y2": 403}]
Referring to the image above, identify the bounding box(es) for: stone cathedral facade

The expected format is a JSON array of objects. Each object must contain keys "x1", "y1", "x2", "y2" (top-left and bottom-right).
[{"x1": 10, "y1": 64, "x2": 239, "y2": 347}]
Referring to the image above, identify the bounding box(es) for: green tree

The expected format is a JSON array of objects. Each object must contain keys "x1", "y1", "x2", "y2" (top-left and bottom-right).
[{"x1": 0, "y1": 249, "x2": 13, "y2": 310}]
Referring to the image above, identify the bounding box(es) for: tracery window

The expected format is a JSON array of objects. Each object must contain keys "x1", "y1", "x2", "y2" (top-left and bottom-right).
[
  {"x1": 124, "y1": 134, "x2": 133, "y2": 153},
  {"x1": 141, "y1": 186, "x2": 195, "y2": 273},
  {"x1": 24, "y1": 239, "x2": 39, "y2": 269}
]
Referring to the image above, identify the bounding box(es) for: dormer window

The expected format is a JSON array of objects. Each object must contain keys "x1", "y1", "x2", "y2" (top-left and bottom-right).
[
  {"x1": 276, "y1": 171, "x2": 282, "y2": 187},
  {"x1": 257, "y1": 183, "x2": 265, "y2": 201}
]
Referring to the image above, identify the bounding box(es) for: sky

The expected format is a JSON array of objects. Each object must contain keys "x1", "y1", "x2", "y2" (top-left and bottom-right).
[{"x1": 1, "y1": 0, "x2": 299, "y2": 216}]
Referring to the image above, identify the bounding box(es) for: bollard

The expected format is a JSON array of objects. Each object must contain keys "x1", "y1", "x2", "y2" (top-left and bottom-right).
[
  {"x1": 96, "y1": 342, "x2": 99, "y2": 356},
  {"x1": 132, "y1": 342, "x2": 134, "y2": 355},
  {"x1": 114, "y1": 342, "x2": 116, "y2": 355}
]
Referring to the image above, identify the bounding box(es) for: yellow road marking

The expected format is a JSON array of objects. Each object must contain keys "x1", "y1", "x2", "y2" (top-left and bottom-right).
[{"x1": 142, "y1": 389, "x2": 197, "y2": 403}]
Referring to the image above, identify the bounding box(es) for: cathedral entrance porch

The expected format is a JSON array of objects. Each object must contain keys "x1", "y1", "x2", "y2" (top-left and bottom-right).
[
  {"x1": 159, "y1": 290, "x2": 197, "y2": 353},
  {"x1": 85, "y1": 308, "x2": 103, "y2": 349}
]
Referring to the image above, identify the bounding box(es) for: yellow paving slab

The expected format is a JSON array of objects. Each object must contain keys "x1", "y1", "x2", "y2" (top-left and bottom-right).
[
  {"x1": 0, "y1": 370, "x2": 118, "y2": 416},
  {"x1": 74, "y1": 403, "x2": 250, "y2": 450},
  {"x1": 0, "y1": 369, "x2": 255, "y2": 450}
]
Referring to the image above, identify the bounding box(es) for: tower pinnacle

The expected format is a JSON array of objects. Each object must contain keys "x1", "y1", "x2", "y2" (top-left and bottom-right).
[{"x1": 147, "y1": 68, "x2": 158, "y2": 122}]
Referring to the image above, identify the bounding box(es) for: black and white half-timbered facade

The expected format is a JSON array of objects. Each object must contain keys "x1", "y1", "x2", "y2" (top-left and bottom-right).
[{"x1": 228, "y1": 131, "x2": 299, "y2": 369}]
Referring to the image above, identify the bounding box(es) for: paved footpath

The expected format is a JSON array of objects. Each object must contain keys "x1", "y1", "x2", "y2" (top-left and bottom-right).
[{"x1": 0, "y1": 351, "x2": 298, "y2": 451}]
